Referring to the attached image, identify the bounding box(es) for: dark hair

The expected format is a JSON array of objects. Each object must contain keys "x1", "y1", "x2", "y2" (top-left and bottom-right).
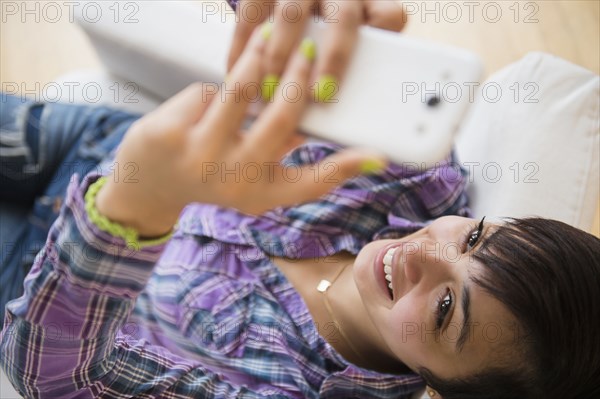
[{"x1": 419, "y1": 218, "x2": 600, "y2": 399}]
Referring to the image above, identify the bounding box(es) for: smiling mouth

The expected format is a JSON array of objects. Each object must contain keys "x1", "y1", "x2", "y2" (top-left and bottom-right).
[{"x1": 383, "y1": 247, "x2": 397, "y2": 299}]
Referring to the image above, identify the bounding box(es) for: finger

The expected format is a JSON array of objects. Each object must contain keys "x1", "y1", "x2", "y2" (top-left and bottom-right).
[
  {"x1": 266, "y1": 148, "x2": 388, "y2": 209},
  {"x1": 249, "y1": 38, "x2": 315, "y2": 155},
  {"x1": 147, "y1": 82, "x2": 217, "y2": 128},
  {"x1": 312, "y1": 0, "x2": 363, "y2": 102},
  {"x1": 364, "y1": 0, "x2": 408, "y2": 32},
  {"x1": 227, "y1": 0, "x2": 270, "y2": 71},
  {"x1": 198, "y1": 25, "x2": 267, "y2": 138},
  {"x1": 261, "y1": 0, "x2": 316, "y2": 86}
]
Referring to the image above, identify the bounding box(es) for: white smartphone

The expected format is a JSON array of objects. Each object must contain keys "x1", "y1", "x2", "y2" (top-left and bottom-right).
[
  {"x1": 299, "y1": 21, "x2": 483, "y2": 168},
  {"x1": 77, "y1": 2, "x2": 482, "y2": 169}
]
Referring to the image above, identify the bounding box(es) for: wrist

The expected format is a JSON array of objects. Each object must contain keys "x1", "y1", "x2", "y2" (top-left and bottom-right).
[{"x1": 95, "y1": 178, "x2": 176, "y2": 239}]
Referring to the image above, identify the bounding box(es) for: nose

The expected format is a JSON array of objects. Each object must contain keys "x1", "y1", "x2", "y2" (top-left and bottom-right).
[
  {"x1": 403, "y1": 248, "x2": 422, "y2": 285},
  {"x1": 401, "y1": 217, "x2": 464, "y2": 287},
  {"x1": 402, "y1": 239, "x2": 447, "y2": 286}
]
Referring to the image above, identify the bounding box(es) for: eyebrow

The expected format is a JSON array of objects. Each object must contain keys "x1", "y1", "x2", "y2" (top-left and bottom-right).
[{"x1": 455, "y1": 283, "x2": 471, "y2": 353}]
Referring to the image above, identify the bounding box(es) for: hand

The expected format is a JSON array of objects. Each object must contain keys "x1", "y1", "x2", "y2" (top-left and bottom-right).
[
  {"x1": 227, "y1": 0, "x2": 408, "y2": 100},
  {"x1": 96, "y1": 27, "x2": 386, "y2": 238}
]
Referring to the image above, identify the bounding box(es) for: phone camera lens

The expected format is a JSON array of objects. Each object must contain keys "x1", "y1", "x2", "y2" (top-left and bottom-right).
[{"x1": 426, "y1": 96, "x2": 441, "y2": 107}]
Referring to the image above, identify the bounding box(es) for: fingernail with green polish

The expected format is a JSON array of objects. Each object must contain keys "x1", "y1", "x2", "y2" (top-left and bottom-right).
[
  {"x1": 261, "y1": 21, "x2": 273, "y2": 40},
  {"x1": 314, "y1": 75, "x2": 338, "y2": 103},
  {"x1": 261, "y1": 74, "x2": 279, "y2": 101},
  {"x1": 360, "y1": 159, "x2": 387, "y2": 174},
  {"x1": 300, "y1": 38, "x2": 316, "y2": 61}
]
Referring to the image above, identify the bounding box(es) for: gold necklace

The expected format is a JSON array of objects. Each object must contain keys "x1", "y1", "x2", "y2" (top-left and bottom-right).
[{"x1": 316, "y1": 263, "x2": 366, "y2": 363}]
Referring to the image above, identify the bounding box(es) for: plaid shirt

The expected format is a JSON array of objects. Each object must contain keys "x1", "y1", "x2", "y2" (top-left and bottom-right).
[{"x1": 1, "y1": 140, "x2": 470, "y2": 399}]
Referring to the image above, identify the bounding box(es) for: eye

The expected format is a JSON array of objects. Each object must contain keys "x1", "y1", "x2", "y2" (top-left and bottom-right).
[
  {"x1": 466, "y1": 231, "x2": 480, "y2": 250},
  {"x1": 465, "y1": 217, "x2": 486, "y2": 251},
  {"x1": 435, "y1": 290, "x2": 453, "y2": 330}
]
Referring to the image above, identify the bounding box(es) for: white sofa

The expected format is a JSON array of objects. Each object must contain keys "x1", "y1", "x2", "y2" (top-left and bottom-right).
[{"x1": 1, "y1": 1, "x2": 598, "y2": 398}]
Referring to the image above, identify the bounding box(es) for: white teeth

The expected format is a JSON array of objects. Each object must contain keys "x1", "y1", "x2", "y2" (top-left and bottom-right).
[
  {"x1": 383, "y1": 248, "x2": 396, "y2": 265},
  {"x1": 382, "y1": 247, "x2": 397, "y2": 296},
  {"x1": 383, "y1": 248, "x2": 396, "y2": 266}
]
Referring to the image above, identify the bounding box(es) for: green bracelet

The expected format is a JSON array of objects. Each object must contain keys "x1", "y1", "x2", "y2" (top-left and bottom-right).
[{"x1": 84, "y1": 177, "x2": 173, "y2": 250}]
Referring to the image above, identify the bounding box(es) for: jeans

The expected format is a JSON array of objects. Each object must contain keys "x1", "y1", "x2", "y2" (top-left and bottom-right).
[{"x1": 0, "y1": 93, "x2": 141, "y2": 323}]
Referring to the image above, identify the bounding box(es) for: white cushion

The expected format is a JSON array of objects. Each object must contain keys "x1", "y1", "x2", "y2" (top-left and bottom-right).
[
  {"x1": 455, "y1": 52, "x2": 599, "y2": 231},
  {"x1": 0, "y1": 368, "x2": 20, "y2": 398}
]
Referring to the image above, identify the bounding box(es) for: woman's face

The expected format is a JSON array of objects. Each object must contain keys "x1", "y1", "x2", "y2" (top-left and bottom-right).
[{"x1": 354, "y1": 216, "x2": 518, "y2": 380}]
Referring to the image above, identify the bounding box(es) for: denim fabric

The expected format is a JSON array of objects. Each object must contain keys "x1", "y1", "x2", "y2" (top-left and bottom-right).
[{"x1": 0, "y1": 93, "x2": 141, "y2": 322}]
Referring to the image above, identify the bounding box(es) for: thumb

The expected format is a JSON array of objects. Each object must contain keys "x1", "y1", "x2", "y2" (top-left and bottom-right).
[
  {"x1": 274, "y1": 148, "x2": 389, "y2": 206},
  {"x1": 326, "y1": 147, "x2": 389, "y2": 179}
]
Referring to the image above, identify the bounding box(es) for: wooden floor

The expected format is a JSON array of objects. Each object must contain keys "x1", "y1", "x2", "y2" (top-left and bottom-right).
[{"x1": 1, "y1": 0, "x2": 599, "y2": 235}]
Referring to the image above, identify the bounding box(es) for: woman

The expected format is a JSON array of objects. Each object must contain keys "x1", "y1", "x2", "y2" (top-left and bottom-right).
[{"x1": 1, "y1": 6, "x2": 599, "y2": 399}]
